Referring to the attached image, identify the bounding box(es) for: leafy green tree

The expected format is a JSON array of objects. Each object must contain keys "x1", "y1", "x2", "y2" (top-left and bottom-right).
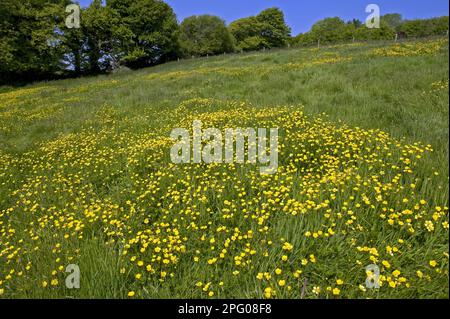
[
  {"x1": 347, "y1": 19, "x2": 363, "y2": 28},
  {"x1": 398, "y1": 16, "x2": 449, "y2": 38},
  {"x1": 293, "y1": 16, "x2": 397, "y2": 46},
  {"x1": 179, "y1": 15, "x2": 234, "y2": 57},
  {"x1": 381, "y1": 13, "x2": 403, "y2": 30},
  {"x1": 229, "y1": 17, "x2": 266, "y2": 51},
  {"x1": 81, "y1": 0, "x2": 131, "y2": 73},
  {"x1": 108, "y1": 0, "x2": 179, "y2": 68},
  {"x1": 310, "y1": 17, "x2": 347, "y2": 43},
  {"x1": 257, "y1": 8, "x2": 291, "y2": 48},
  {"x1": 431, "y1": 16, "x2": 449, "y2": 35},
  {"x1": 229, "y1": 8, "x2": 290, "y2": 51},
  {"x1": 0, "y1": 0, "x2": 70, "y2": 83},
  {"x1": 0, "y1": 0, "x2": 19, "y2": 81},
  {"x1": 63, "y1": 24, "x2": 85, "y2": 75},
  {"x1": 290, "y1": 32, "x2": 316, "y2": 46},
  {"x1": 355, "y1": 21, "x2": 396, "y2": 40}
]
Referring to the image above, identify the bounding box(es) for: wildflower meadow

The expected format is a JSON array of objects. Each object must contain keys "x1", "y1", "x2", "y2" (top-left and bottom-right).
[{"x1": 0, "y1": 38, "x2": 448, "y2": 299}]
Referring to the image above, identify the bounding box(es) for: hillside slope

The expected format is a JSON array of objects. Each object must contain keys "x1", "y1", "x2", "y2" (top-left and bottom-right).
[{"x1": 0, "y1": 38, "x2": 448, "y2": 298}]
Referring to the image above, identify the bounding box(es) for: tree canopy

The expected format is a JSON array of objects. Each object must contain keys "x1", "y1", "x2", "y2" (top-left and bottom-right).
[
  {"x1": 108, "y1": 0, "x2": 179, "y2": 68},
  {"x1": 229, "y1": 8, "x2": 291, "y2": 51},
  {"x1": 291, "y1": 13, "x2": 447, "y2": 47},
  {"x1": 179, "y1": 15, "x2": 234, "y2": 57},
  {"x1": 381, "y1": 13, "x2": 403, "y2": 30},
  {"x1": 0, "y1": 0, "x2": 70, "y2": 83},
  {"x1": 398, "y1": 16, "x2": 449, "y2": 38}
]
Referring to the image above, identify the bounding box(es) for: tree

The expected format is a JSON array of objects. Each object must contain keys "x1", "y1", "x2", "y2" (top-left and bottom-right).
[
  {"x1": 310, "y1": 17, "x2": 347, "y2": 43},
  {"x1": 0, "y1": 0, "x2": 20, "y2": 82},
  {"x1": 229, "y1": 17, "x2": 266, "y2": 51},
  {"x1": 179, "y1": 15, "x2": 234, "y2": 57},
  {"x1": 398, "y1": 16, "x2": 449, "y2": 38},
  {"x1": 0, "y1": 0, "x2": 70, "y2": 84},
  {"x1": 257, "y1": 8, "x2": 291, "y2": 48},
  {"x1": 347, "y1": 19, "x2": 363, "y2": 28},
  {"x1": 381, "y1": 13, "x2": 403, "y2": 30},
  {"x1": 290, "y1": 32, "x2": 316, "y2": 47},
  {"x1": 108, "y1": 0, "x2": 180, "y2": 68},
  {"x1": 81, "y1": 0, "x2": 131, "y2": 73},
  {"x1": 229, "y1": 8, "x2": 291, "y2": 51},
  {"x1": 354, "y1": 21, "x2": 395, "y2": 40},
  {"x1": 430, "y1": 16, "x2": 449, "y2": 36},
  {"x1": 63, "y1": 23, "x2": 86, "y2": 75}
]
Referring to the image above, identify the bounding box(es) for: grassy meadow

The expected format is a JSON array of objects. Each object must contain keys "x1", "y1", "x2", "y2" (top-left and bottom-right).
[{"x1": 0, "y1": 38, "x2": 448, "y2": 298}]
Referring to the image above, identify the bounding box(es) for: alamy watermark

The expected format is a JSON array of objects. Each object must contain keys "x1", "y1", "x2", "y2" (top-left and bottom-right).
[
  {"x1": 365, "y1": 4, "x2": 380, "y2": 29},
  {"x1": 65, "y1": 264, "x2": 80, "y2": 289},
  {"x1": 365, "y1": 264, "x2": 381, "y2": 289},
  {"x1": 170, "y1": 120, "x2": 279, "y2": 174},
  {"x1": 65, "y1": 4, "x2": 80, "y2": 29}
]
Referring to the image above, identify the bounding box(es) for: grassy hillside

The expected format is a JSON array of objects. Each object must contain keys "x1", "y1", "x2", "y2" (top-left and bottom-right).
[{"x1": 0, "y1": 38, "x2": 448, "y2": 298}]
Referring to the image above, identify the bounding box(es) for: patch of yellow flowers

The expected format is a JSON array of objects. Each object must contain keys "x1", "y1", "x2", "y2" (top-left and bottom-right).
[
  {"x1": 146, "y1": 55, "x2": 352, "y2": 82},
  {"x1": 0, "y1": 97, "x2": 448, "y2": 299},
  {"x1": 372, "y1": 39, "x2": 448, "y2": 57}
]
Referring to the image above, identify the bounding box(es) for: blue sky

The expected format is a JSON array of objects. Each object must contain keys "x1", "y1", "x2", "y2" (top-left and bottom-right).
[{"x1": 78, "y1": 0, "x2": 449, "y2": 35}]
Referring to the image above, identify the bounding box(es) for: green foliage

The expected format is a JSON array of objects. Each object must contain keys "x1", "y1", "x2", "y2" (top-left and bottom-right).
[
  {"x1": 229, "y1": 8, "x2": 291, "y2": 51},
  {"x1": 291, "y1": 17, "x2": 351, "y2": 46},
  {"x1": 82, "y1": 0, "x2": 129, "y2": 73},
  {"x1": 311, "y1": 17, "x2": 348, "y2": 43},
  {"x1": 108, "y1": 0, "x2": 179, "y2": 69},
  {"x1": 347, "y1": 19, "x2": 363, "y2": 28},
  {"x1": 0, "y1": 0, "x2": 70, "y2": 83},
  {"x1": 0, "y1": 0, "x2": 18, "y2": 77},
  {"x1": 381, "y1": 13, "x2": 403, "y2": 30},
  {"x1": 229, "y1": 17, "x2": 267, "y2": 51},
  {"x1": 257, "y1": 8, "x2": 291, "y2": 47},
  {"x1": 179, "y1": 15, "x2": 234, "y2": 57},
  {"x1": 354, "y1": 21, "x2": 396, "y2": 41},
  {"x1": 292, "y1": 17, "x2": 397, "y2": 46},
  {"x1": 399, "y1": 16, "x2": 449, "y2": 38},
  {"x1": 292, "y1": 14, "x2": 448, "y2": 48}
]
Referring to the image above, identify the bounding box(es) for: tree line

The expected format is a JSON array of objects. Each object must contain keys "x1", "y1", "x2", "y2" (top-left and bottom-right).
[
  {"x1": 1, "y1": 0, "x2": 448, "y2": 84},
  {"x1": 291, "y1": 14, "x2": 449, "y2": 46}
]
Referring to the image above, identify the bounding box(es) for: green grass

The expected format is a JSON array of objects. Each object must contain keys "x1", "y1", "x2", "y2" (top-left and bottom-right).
[{"x1": 0, "y1": 38, "x2": 448, "y2": 299}]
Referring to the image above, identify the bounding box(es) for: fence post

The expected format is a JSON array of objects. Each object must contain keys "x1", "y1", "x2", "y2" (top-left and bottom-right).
[
  {"x1": 395, "y1": 33, "x2": 398, "y2": 42},
  {"x1": 317, "y1": 39, "x2": 320, "y2": 48}
]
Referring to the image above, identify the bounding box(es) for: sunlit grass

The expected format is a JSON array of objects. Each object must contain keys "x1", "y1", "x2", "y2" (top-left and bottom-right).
[{"x1": 0, "y1": 38, "x2": 448, "y2": 299}]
